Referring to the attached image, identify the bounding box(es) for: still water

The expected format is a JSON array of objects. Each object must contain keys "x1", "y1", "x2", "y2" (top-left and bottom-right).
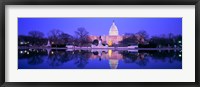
[{"x1": 18, "y1": 49, "x2": 182, "y2": 69}]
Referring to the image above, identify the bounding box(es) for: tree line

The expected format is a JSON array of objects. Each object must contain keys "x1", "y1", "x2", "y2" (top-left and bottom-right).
[
  {"x1": 119, "y1": 31, "x2": 182, "y2": 48},
  {"x1": 18, "y1": 28, "x2": 182, "y2": 48},
  {"x1": 18, "y1": 27, "x2": 91, "y2": 47}
]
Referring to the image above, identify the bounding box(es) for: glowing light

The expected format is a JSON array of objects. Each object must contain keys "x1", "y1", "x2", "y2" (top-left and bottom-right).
[
  {"x1": 27, "y1": 52, "x2": 29, "y2": 54},
  {"x1": 24, "y1": 50, "x2": 27, "y2": 53},
  {"x1": 20, "y1": 51, "x2": 23, "y2": 54},
  {"x1": 20, "y1": 42, "x2": 23, "y2": 44},
  {"x1": 51, "y1": 42, "x2": 54, "y2": 44},
  {"x1": 51, "y1": 51, "x2": 54, "y2": 54},
  {"x1": 179, "y1": 54, "x2": 182, "y2": 57},
  {"x1": 178, "y1": 41, "x2": 182, "y2": 43},
  {"x1": 108, "y1": 40, "x2": 112, "y2": 46}
]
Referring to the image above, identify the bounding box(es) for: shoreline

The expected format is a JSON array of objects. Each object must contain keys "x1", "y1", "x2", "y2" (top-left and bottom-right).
[{"x1": 18, "y1": 47, "x2": 182, "y2": 50}]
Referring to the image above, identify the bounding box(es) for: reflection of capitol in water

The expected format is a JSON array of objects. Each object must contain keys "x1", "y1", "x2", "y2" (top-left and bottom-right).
[
  {"x1": 90, "y1": 50, "x2": 123, "y2": 69},
  {"x1": 18, "y1": 49, "x2": 182, "y2": 69}
]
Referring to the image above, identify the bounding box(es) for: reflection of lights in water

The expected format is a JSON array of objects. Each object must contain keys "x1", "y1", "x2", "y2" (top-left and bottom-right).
[
  {"x1": 137, "y1": 53, "x2": 139, "y2": 56},
  {"x1": 51, "y1": 51, "x2": 54, "y2": 54},
  {"x1": 27, "y1": 52, "x2": 29, "y2": 54},
  {"x1": 179, "y1": 54, "x2": 182, "y2": 57},
  {"x1": 108, "y1": 40, "x2": 112, "y2": 46},
  {"x1": 109, "y1": 59, "x2": 118, "y2": 69},
  {"x1": 20, "y1": 51, "x2": 23, "y2": 54},
  {"x1": 108, "y1": 50, "x2": 112, "y2": 57}
]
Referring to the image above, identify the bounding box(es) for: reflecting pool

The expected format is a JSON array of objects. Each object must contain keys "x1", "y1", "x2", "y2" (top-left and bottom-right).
[{"x1": 18, "y1": 49, "x2": 182, "y2": 69}]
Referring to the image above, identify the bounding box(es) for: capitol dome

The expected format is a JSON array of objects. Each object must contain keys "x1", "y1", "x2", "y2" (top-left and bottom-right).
[{"x1": 109, "y1": 21, "x2": 119, "y2": 36}]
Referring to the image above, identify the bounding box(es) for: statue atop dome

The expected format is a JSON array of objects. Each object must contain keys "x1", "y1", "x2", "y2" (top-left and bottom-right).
[{"x1": 109, "y1": 20, "x2": 119, "y2": 36}]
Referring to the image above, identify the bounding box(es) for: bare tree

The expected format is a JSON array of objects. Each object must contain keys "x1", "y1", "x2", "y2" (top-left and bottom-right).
[
  {"x1": 136, "y1": 30, "x2": 149, "y2": 44},
  {"x1": 74, "y1": 27, "x2": 89, "y2": 46},
  {"x1": 28, "y1": 31, "x2": 44, "y2": 46},
  {"x1": 168, "y1": 33, "x2": 174, "y2": 38},
  {"x1": 59, "y1": 33, "x2": 73, "y2": 45},
  {"x1": 48, "y1": 29, "x2": 63, "y2": 47},
  {"x1": 28, "y1": 31, "x2": 44, "y2": 39},
  {"x1": 119, "y1": 33, "x2": 138, "y2": 46}
]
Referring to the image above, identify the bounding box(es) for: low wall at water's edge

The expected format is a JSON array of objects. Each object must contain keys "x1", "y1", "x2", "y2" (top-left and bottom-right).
[{"x1": 18, "y1": 46, "x2": 182, "y2": 50}]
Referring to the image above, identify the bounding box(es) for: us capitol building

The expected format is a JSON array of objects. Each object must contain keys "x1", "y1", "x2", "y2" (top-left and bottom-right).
[{"x1": 89, "y1": 21, "x2": 123, "y2": 46}]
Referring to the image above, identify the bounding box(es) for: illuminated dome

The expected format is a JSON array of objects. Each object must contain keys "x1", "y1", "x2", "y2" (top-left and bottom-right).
[{"x1": 109, "y1": 21, "x2": 119, "y2": 36}]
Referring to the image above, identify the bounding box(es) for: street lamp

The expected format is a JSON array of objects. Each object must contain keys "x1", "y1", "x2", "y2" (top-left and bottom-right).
[
  {"x1": 20, "y1": 42, "x2": 24, "y2": 45},
  {"x1": 20, "y1": 51, "x2": 23, "y2": 54},
  {"x1": 178, "y1": 41, "x2": 182, "y2": 43}
]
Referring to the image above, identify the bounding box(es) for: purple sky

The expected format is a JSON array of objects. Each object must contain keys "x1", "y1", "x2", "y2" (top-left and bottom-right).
[{"x1": 18, "y1": 18, "x2": 182, "y2": 37}]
